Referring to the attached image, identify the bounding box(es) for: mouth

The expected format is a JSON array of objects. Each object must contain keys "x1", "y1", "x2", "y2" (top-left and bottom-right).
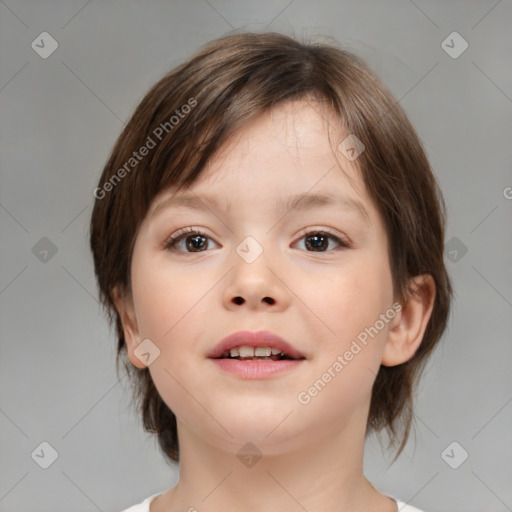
[
  {"x1": 214, "y1": 345, "x2": 300, "y2": 361},
  {"x1": 208, "y1": 331, "x2": 305, "y2": 379},
  {"x1": 208, "y1": 330, "x2": 306, "y2": 361}
]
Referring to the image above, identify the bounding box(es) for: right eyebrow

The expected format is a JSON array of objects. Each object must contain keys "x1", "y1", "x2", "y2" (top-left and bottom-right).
[{"x1": 150, "y1": 194, "x2": 221, "y2": 218}]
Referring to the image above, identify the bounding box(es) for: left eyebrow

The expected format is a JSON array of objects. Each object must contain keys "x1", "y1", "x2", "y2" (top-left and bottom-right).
[
  {"x1": 150, "y1": 191, "x2": 371, "y2": 226},
  {"x1": 279, "y1": 192, "x2": 371, "y2": 226}
]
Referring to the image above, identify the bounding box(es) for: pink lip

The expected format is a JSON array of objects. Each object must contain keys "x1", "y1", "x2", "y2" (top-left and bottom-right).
[
  {"x1": 207, "y1": 330, "x2": 305, "y2": 360},
  {"x1": 211, "y1": 358, "x2": 304, "y2": 379}
]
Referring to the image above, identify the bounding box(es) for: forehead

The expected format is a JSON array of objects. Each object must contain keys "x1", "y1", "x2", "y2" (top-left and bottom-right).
[
  {"x1": 197, "y1": 99, "x2": 367, "y2": 196},
  {"x1": 214, "y1": 99, "x2": 351, "y2": 166},
  {"x1": 149, "y1": 99, "x2": 380, "y2": 228}
]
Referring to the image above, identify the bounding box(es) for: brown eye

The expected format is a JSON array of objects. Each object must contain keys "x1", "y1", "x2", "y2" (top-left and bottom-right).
[
  {"x1": 294, "y1": 231, "x2": 348, "y2": 252},
  {"x1": 165, "y1": 229, "x2": 219, "y2": 253},
  {"x1": 305, "y1": 233, "x2": 329, "y2": 251},
  {"x1": 185, "y1": 234, "x2": 208, "y2": 251}
]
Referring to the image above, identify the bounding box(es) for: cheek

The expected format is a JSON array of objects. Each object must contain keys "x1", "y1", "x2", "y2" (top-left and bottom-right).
[
  {"x1": 301, "y1": 255, "x2": 393, "y2": 337},
  {"x1": 129, "y1": 252, "x2": 216, "y2": 378},
  {"x1": 296, "y1": 253, "x2": 394, "y2": 405},
  {"x1": 130, "y1": 249, "x2": 204, "y2": 339},
  {"x1": 130, "y1": 255, "x2": 212, "y2": 413}
]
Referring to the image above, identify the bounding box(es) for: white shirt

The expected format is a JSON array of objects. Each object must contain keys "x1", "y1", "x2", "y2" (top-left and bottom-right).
[{"x1": 120, "y1": 492, "x2": 424, "y2": 511}]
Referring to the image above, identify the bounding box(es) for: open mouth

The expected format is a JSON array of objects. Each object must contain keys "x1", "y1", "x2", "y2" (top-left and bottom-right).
[{"x1": 215, "y1": 346, "x2": 302, "y2": 361}]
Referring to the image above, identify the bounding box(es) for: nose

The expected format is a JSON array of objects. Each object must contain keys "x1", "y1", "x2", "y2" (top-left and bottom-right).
[{"x1": 222, "y1": 246, "x2": 290, "y2": 312}]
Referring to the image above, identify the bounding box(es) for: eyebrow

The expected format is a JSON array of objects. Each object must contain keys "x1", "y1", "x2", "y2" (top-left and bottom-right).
[
  {"x1": 150, "y1": 194, "x2": 221, "y2": 218},
  {"x1": 280, "y1": 192, "x2": 371, "y2": 225},
  {"x1": 150, "y1": 192, "x2": 371, "y2": 225}
]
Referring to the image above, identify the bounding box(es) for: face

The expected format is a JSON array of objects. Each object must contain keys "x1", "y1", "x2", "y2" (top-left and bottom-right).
[{"x1": 120, "y1": 100, "x2": 400, "y2": 456}]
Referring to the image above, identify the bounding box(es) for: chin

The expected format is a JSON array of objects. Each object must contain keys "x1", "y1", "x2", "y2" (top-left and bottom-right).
[{"x1": 215, "y1": 403, "x2": 301, "y2": 442}]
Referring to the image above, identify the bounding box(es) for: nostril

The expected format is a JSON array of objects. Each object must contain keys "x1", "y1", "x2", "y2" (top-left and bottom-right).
[{"x1": 231, "y1": 296, "x2": 274, "y2": 305}]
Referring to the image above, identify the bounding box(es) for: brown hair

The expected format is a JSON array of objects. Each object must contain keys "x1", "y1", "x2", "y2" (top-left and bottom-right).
[{"x1": 89, "y1": 31, "x2": 452, "y2": 464}]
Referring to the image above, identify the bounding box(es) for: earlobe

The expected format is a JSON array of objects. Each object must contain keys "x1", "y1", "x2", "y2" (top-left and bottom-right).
[
  {"x1": 381, "y1": 274, "x2": 436, "y2": 367},
  {"x1": 112, "y1": 286, "x2": 146, "y2": 369}
]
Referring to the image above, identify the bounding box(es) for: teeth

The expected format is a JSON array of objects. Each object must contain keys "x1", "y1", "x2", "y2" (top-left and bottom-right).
[
  {"x1": 255, "y1": 347, "x2": 271, "y2": 357},
  {"x1": 238, "y1": 346, "x2": 255, "y2": 358},
  {"x1": 229, "y1": 346, "x2": 284, "y2": 358}
]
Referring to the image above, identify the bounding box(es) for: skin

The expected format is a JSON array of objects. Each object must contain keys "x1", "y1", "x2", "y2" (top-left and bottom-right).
[{"x1": 114, "y1": 99, "x2": 435, "y2": 512}]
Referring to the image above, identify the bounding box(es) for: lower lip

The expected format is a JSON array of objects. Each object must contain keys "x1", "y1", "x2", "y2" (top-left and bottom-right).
[{"x1": 210, "y1": 358, "x2": 304, "y2": 379}]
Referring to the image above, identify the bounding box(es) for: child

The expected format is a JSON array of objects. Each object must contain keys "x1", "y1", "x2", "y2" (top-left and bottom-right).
[{"x1": 90, "y1": 32, "x2": 452, "y2": 512}]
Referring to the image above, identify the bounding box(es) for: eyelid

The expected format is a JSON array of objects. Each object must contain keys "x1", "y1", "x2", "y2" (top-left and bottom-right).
[{"x1": 293, "y1": 227, "x2": 351, "y2": 248}]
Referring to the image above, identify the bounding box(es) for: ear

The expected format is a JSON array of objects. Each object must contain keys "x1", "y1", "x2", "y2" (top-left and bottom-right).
[
  {"x1": 381, "y1": 274, "x2": 436, "y2": 367},
  {"x1": 112, "y1": 286, "x2": 146, "y2": 369}
]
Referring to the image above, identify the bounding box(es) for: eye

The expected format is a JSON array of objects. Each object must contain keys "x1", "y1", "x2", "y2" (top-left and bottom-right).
[
  {"x1": 293, "y1": 230, "x2": 349, "y2": 252},
  {"x1": 164, "y1": 228, "x2": 220, "y2": 253}
]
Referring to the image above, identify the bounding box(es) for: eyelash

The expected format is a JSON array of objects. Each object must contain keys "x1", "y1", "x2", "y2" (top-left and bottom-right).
[{"x1": 163, "y1": 227, "x2": 350, "y2": 253}]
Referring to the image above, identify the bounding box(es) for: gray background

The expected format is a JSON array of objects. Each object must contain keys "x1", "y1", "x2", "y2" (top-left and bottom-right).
[{"x1": 1, "y1": 1, "x2": 511, "y2": 511}]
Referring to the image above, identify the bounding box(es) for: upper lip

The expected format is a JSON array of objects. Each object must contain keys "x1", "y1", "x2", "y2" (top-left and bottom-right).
[{"x1": 208, "y1": 331, "x2": 306, "y2": 359}]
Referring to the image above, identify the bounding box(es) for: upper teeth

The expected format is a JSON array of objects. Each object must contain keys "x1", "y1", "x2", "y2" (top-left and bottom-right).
[{"x1": 230, "y1": 346, "x2": 283, "y2": 357}]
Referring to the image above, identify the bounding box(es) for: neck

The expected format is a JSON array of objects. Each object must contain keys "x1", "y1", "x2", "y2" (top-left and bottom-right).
[{"x1": 158, "y1": 415, "x2": 395, "y2": 512}]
